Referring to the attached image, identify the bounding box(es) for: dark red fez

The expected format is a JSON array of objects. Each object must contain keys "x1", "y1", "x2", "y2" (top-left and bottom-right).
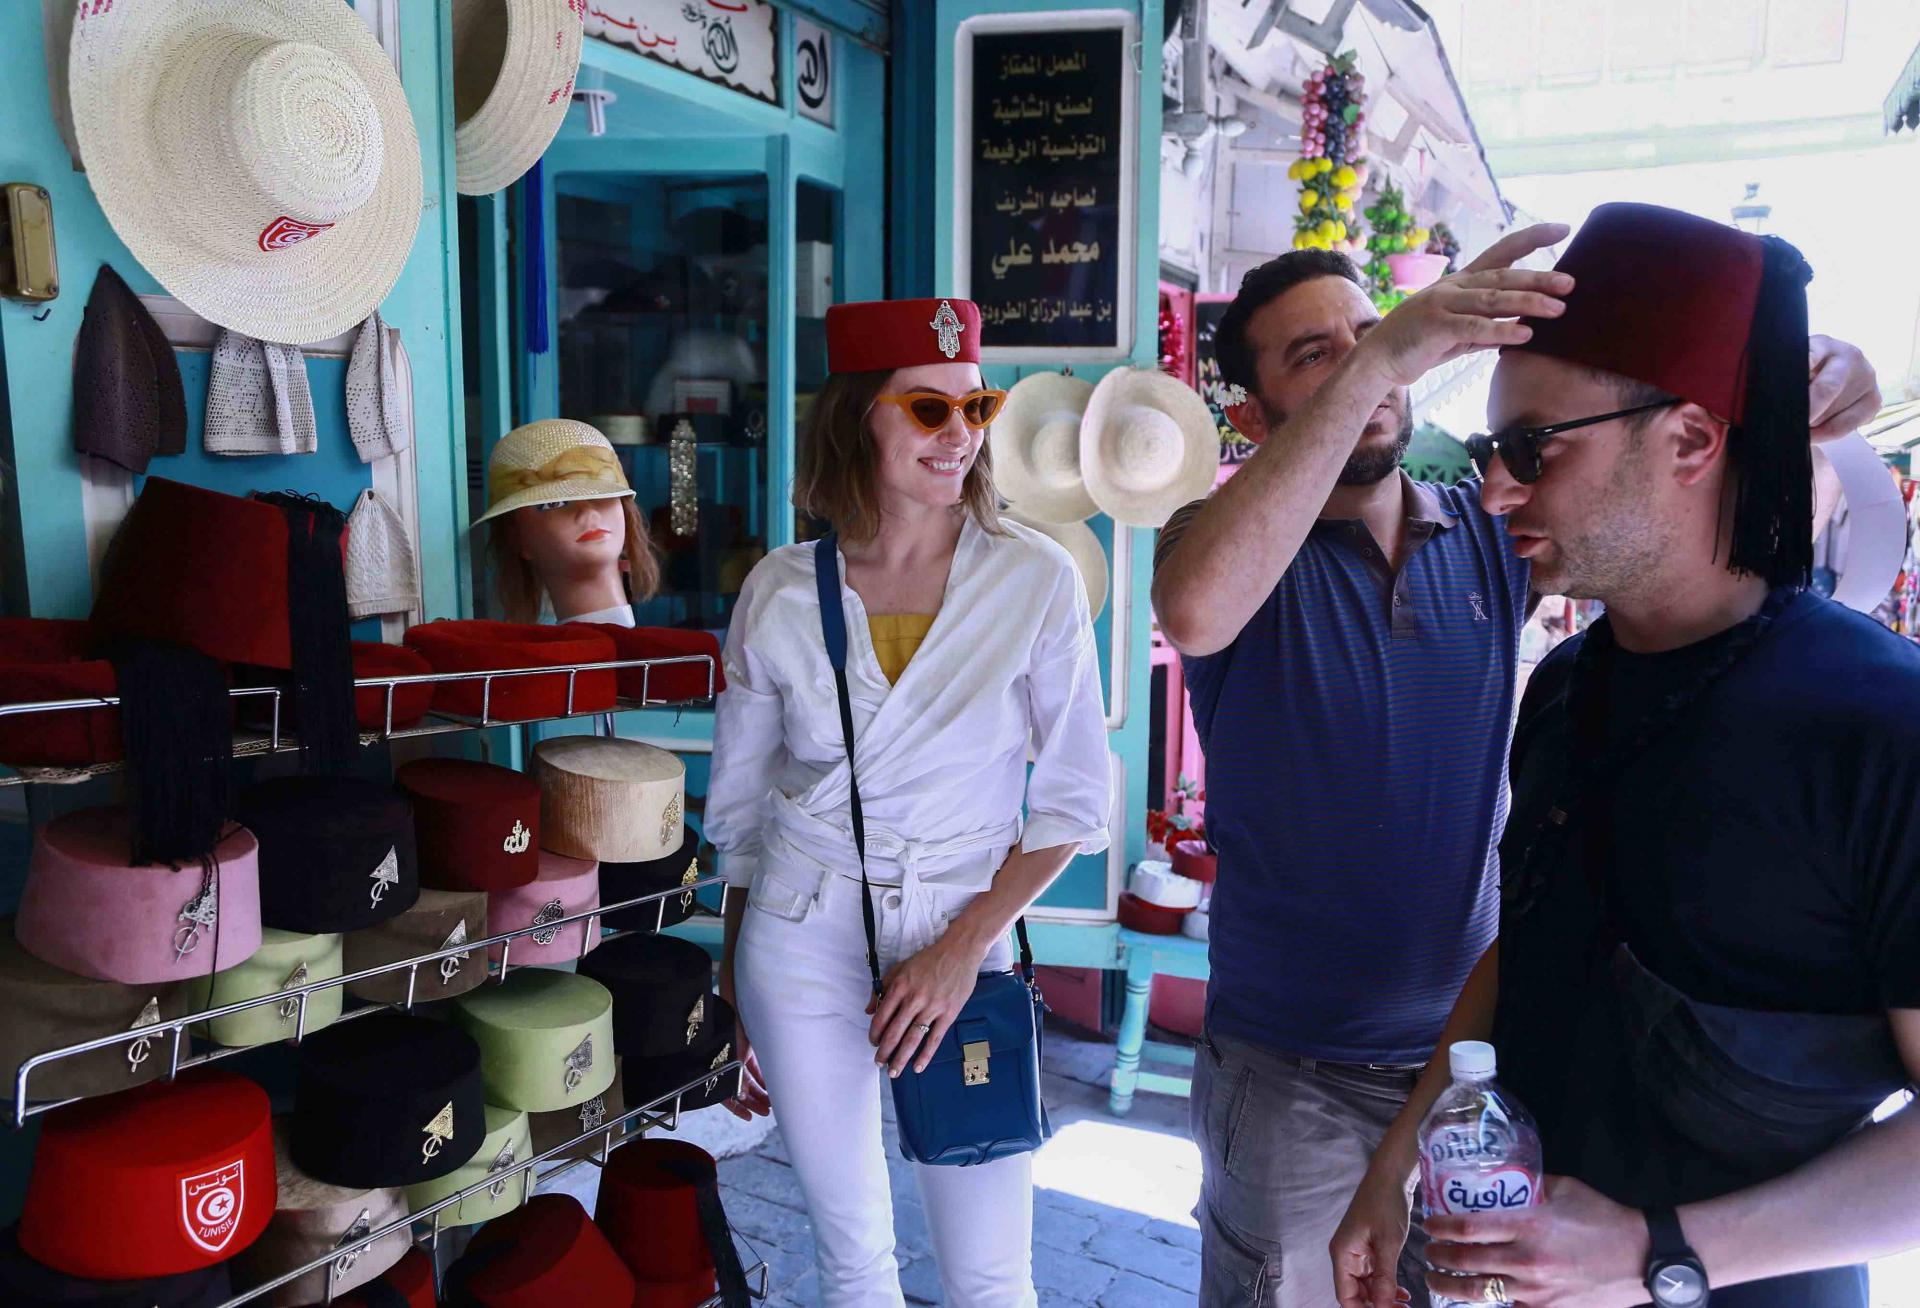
[
  {"x1": 595, "y1": 1140, "x2": 716, "y2": 1283},
  {"x1": 334, "y1": 1246, "x2": 436, "y2": 1308},
  {"x1": 0, "y1": 619, "x2": 122, "y2": 768},
  {"x1": 586, "y1": 626, "x2": 726, "y2": 703},
  {"x1": 825, "y1": 298, "x2": 982, "y2": 373},
  {"x1": 396, "y1": 758, "x2": 542, "y2": 892},
  {"x1": 1509, "y1": 202, "x2": 1813, "y2": 587},
  {"x1": 20, "y1": 1071, "x2": 274, "y2": 1279},
  {"x1": 403, "y1": 620, "x2": 618, "y2": 721},
  {"x1": 446, "y1": 1194, "x2": 636, "y2": 1308},
  {"x1": 351, "y1": 641, "x2": 436, "y2": 731}
]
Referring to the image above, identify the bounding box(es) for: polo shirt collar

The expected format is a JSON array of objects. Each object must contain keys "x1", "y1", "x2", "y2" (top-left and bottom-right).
[{"x1": 1312, "y1": 473, "x2": 1458, "y2": 535}]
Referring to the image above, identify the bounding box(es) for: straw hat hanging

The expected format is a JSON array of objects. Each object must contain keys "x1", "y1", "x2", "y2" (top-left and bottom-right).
[
  {"x1": 453, "y1": 0, "x2": 588, "y2": 196},
  {"x1": 1080, "y1": 368, "x2": 1220, "y2": 527},
  {"x1": 1004, "y1": 510, "x2": 1109, "y2": 620},
  {"x1": 989, "y1": 372, "x2": 1098, "y2": 525},
  {"x1": 66, "y1": 0, "x2": 424, "y2": 345}
]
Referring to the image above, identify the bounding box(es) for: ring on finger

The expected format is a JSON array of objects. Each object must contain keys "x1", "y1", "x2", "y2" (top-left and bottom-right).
[{"x1": 1482, "y1": 1276, "x2": 1510, "y2": 1305}]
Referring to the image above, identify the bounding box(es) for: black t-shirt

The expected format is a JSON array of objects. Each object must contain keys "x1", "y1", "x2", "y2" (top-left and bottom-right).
[{"x1": 1507, "y1": 589, "x2": 1920, "y2": 1018}]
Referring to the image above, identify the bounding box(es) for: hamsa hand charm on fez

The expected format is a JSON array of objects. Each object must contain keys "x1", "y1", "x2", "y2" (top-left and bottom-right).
[{"x1": 564, "y1": 1034, "x2": 594, "y2": 1094}]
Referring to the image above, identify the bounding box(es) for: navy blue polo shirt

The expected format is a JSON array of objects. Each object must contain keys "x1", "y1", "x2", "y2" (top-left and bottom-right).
[{"x1": 1159, "y1": 476, "x2": 1531, "y2": 1064}]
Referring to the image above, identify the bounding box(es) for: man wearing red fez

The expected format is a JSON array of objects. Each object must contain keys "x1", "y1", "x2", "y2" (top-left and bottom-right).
[{"x1": 1338, "y1": 204, "x2": 1920, "y2": 1308}]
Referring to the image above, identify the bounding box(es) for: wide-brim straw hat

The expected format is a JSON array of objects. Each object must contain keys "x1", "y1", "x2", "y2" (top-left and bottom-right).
[
  {"x1": 67, "y1": 0, "x2": 423, "y2": 346},
  {"x1": 990, "y1": 372, "x2": 1098, "y2": 524},
  {"x1": 1005, "y1": 511, "x2": 1109, "y2": 620},
  {"x1": 474, "y1": 419, "x2": 635, "y2": 527},
  {"x1": 1082, "y1": 368, "x2": 1220, "y2": 527},
  {"x1": 454, "y1": 0, "x2": 586, "y2": 196}
]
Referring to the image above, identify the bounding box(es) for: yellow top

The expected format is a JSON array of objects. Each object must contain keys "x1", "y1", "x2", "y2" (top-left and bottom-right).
[{"x1": 867, "y1": 614, "x2": 936, "y2": 684}]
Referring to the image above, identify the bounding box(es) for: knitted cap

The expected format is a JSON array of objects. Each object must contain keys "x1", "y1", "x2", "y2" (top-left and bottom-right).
[
  {"x1": 72, "y1": 265, "x2": 186, "y2": 474},
  {"x1": 204, "y1": 330, "x2": 317, "y2": 457},
  {"x1": 345, "y1": 489, "x2": 421, "y2": 620}
]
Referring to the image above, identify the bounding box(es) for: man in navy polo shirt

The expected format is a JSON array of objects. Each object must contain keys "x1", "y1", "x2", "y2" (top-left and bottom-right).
[{"x1": 1151, "y1": 227, "x2": 1879, "y2": 1308}]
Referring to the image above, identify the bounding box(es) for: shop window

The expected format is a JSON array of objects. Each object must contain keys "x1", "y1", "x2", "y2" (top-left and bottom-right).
[{"x1": 554, "y1": 173, "x2": 770, "y2": 636}]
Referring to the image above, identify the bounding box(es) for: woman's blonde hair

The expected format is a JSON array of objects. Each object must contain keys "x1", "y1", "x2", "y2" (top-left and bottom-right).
[
  {"x1": 792, "y1": 370, "x2": 1005, "y2": 544},
  {"x1": 486, "y1": 498, "x2": 660, "y2": 623}
]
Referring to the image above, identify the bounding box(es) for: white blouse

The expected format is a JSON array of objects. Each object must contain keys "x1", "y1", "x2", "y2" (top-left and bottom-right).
[{"x1": 705, "y1": 517, "x2": 1112, "y2": 893}]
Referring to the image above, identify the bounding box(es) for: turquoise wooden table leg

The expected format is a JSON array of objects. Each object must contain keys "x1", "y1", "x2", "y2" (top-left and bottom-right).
[{"x1": 1109, "y1": 945, "x2": 1154, "y2": 1116}]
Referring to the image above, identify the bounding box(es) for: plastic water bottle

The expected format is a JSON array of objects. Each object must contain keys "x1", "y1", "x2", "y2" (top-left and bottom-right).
[{"x1": 1417, "y1": 1041, "x2": 1543, "y2": 1308}]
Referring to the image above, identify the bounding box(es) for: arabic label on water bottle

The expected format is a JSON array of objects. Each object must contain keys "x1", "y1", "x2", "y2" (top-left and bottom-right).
[{"x1": 1434, "y1": 1167, "x2": 1539, "y2": 1216}]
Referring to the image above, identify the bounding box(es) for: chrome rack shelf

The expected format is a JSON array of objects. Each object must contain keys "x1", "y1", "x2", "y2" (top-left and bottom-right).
[
  {"x1": 0, "y1": 652, "x2": 719, "y2": 788},
  {"x1": 11, "y1": 877, "x2": 736, "y2": 1126},
  {"x1": 215, "y1": 1059, "x2": 766, "y2": 1308}
]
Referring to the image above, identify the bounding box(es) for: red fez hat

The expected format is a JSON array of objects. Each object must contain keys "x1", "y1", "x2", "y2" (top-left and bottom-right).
[
  {"x1": 20, "y1": 1071, "x2": 275, "y2": 1279},
  {"x1": 395, "y1": 758, "x2": 542, "y2": 892},
  {"x1": 403, "y1": 620, "x2": 619, "y2": 722},
  {"x1": 445, "y1": 1194, "x2": 636, "y2": 1308},
  {"x1": 334, "y1": 1246, "x2": 436, "y2": 1308},
  {"x1": 825, "y1": 298, "x2": 982, "y2": 373},
  {"x1": 596, "y1": 1138, "x2": 753, "y2": 1306},
  {"x1": 0, "y1": 619, "x2": 122, "y2": 768},
  {"x1": 1508, "y1": 202, "x2": 1814, "y2": 587},
  {"x1": 583, "y1": 625, "x2": 726, "y2": 704}
]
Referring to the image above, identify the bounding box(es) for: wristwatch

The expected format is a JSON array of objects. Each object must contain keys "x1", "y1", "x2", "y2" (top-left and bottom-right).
[{"x1": 1644, "y1": 1206, "x2": 1709, "y2": 1308}]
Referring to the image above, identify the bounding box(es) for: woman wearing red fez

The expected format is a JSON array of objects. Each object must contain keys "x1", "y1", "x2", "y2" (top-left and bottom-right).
[{"x1": 707, "y1": 297, "x2": 1111, "y2": 1306}]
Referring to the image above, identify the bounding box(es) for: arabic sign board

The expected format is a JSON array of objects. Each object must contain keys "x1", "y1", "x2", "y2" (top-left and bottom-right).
[
  {"x1": 795, "y1": 18, "x2": 833, "y2": 127},
  {"x1": 1193, "y1": 295, "x2": 1244, "y2": 465},
  {"x1": 966, "y1": 26, "x2": 1127, "y2": 353},
  {"x1": 584, "y1": 0, "x2": 778, "y2": 105}
]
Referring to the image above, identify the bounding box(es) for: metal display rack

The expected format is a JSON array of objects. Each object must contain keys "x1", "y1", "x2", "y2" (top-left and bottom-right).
[{"x1": 0, "y1": 653, "x2": 767, "y2": 1307}]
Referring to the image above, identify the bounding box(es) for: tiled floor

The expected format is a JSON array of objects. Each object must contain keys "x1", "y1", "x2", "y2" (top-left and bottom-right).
[{"x1": 544, "y1": 1022, "x2": 1920, "y2": 1308}]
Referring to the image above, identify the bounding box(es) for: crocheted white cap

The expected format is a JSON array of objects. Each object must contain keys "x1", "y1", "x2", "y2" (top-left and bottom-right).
[
  {"x1": 205, "y1": 329, "x2": 317, "y2": 456},
  {"x1": 346, "y1": 311, "x2": 409, "y2": 463},
  {"x1": 345, "y1": 489, "x2": 420, "y2": 621}
]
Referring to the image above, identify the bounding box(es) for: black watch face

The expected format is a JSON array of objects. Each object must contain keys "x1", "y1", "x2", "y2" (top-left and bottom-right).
[{"x1": 1651, "y1": 1262, "x2": 1708, "y2": 1308}]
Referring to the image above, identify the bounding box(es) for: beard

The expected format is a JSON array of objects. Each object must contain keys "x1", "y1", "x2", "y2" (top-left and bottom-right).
[
  {"x1": 1522, "y1": 443, "x2": 1669, "y2": 602},
  {"x1": 1261, "y1": 389, "x2": 1414, "y2": 486}
]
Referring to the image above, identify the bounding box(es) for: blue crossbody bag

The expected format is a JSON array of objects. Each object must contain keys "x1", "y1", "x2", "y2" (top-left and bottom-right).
[{"x1": 814, "y1": 534, "x2": 1051, "y2": 1166}]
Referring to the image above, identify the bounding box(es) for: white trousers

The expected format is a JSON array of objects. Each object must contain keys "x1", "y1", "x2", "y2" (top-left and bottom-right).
[{"x1": 735, "y1": 866, "x2": 1037, "y2": 1308}]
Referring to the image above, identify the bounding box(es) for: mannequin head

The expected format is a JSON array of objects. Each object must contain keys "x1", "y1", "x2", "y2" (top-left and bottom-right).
[{"x1": 487, "y1": 496, "x2": 659, "y2": 623}]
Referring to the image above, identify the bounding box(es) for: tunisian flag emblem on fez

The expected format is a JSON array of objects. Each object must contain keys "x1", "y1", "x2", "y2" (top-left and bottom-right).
[{"x1": 181, "y1": 1158, "x2": 246, "y2": 1254}]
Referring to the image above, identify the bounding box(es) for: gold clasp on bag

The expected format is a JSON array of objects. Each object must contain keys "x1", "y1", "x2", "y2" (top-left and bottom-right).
[{"x1": 963, "y1": 1040, "x2": 991, "y2": 1087}]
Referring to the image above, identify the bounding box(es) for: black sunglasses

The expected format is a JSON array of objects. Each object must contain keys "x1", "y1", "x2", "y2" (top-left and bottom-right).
[{"x1": 1465, "y1": 400, "x2": 1678, "y2": 484}]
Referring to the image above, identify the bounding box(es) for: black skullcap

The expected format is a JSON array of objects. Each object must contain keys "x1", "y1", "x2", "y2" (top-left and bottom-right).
[{"x1": 238, "y1": 776, "x2": 420, "y2": 933}]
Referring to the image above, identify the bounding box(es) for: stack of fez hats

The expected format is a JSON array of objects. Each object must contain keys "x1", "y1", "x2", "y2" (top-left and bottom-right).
[
  {"x1": 291, "y1": 1012, "x2": 485, "y2": 1190},
  {"x1": 347, "y1": 641, "x2": 437, "y2": 732},
  {"x1": 403, "y1": 620, "x2": 619, "y2": 721},
  {"x1": 16, "y1": 807, "x2": 262, "y2": 987},
  {"x1": 19, "y1": 1071, "x2": 275, "y2": 1279},
  {"x1": 579, "y1": 933, "x2": 735, "y2": 1113},
  {"x1": 451, "y1": 969, "x2": 617, "y2": 1113},
  {"x1": 444, "y1": 1194, "x2": 635, "y2": 1308},
  {"x1": 405, "y1": 1104, "x2": 534, "y2": 1228},
  {"x1": 0, "y1": 1221, "x2": 233, "y2": 1307},
  {"x1": 0, "y1": 618, "x2": 122, "y2": 769},
  {"x1": 235, "y1": 1120, "x2": 409, "y2": 1306},
  {"x1": 534, "y1": 736, "x2": 686, "y2": 864},
  {"x1": 601, "y1": 823, "x2": 706, "y2": 933},
  {"x1": 595, "y1": 1139, "x2": 752, "y2": 1308},
  {"x1": 333, "y1": 1246, "x2": 435, "y2": 1308},
  {"x1": 581, "y1": 625, "x2": 726, "y2": 704}
]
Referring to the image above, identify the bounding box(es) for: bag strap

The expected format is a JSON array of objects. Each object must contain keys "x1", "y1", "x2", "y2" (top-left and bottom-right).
[{"x1": 813, "y1": 536, "x2": 1035, "y2": 994}]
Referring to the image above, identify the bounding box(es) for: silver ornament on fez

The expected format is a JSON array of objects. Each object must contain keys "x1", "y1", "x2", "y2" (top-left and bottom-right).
[
  {"x1": 278, "y1": 962, "x2": 310, "y2": 1024},
  {"x1": 172, "y1": 867, "x2": 219, "y2": 962},
  {"x1": 332, "y1": 1208, "x2": 372, "y2": 1277},
  {"x1": 563, "y1": 1034, "x2": 594, "y2": 1094},
  {"x1": 126, "y1": 995, "x2": 162, "y2": 1074},
  {"x1": 421, "y1": 1102, "x2": 456, "y2": 1162},
  {"x1": 579, "y1": 1094, "x2": 607, "y2": 1134},
  {"x1": 529, "y1": 897, "x2": 566, "y2": 947},
  {"x1": 438, "y1": 919, "x2": 470, "y2": 985},
  {"x1": 661, "y1": 793, "x2": 682, "y2": 848},
  {"x1": 486, "y1": 1139, "x2": 517, "y2": 1200},
  {"x1": 686, "y1": 994, "x2": 704, "y2": 1046},
  {"x1": 930, "y1": 299, "x2": 964, "y2": 359},
  {"x1": 368, "y1": 846, "x2": 400, "y2": 909},
  {"x1": 679, "y1": 858, "x2": 699, "y2": 911},
  {"x1": 704, "y1": 1043, "x2": 731, "y2": 1095}
]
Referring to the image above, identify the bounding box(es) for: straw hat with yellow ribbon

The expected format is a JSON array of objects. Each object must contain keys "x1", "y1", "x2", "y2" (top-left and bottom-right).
[{"x1": 474, "y1": 420, "x2": 633, "y2": 527}]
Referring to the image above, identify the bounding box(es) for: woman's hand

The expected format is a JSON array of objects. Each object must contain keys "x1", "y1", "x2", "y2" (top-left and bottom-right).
[
  {"x1": 718, "y1": 966, "x2": 772, "y2": 1120},
  {"x1": 867, "y1": 929, "x2": 990, "y2": 1076},
  {"x1": 1332, "y1": 1167, "x2": 1417, "y2": 1308}
]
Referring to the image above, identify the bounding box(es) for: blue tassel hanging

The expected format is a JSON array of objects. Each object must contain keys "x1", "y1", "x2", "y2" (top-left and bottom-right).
[{"x1": 524, "y1": 160, "x2": 550, "y2": 355}]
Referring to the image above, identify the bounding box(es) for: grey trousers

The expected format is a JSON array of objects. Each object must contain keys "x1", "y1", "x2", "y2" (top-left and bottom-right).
[{"x1": 1191, "y1": 1030, "x2": 1431, "y2": 1308}]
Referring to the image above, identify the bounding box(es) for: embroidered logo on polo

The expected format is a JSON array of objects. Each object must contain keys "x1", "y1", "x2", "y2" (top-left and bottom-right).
[
  {"x1": 369, "y1": 847, "x2": 400, "y2": 909},
  {"x1": 173, "y1": 870, "x2": 219, "y2": 962},
  {"x1": 278, "y1": 962, "x2": 309, "y2": 1024},
  {"x1": 686, "y1": 995, "x2": 705, "y2": 1046},
  {"x1": 127, "y1": 995, "x2": 162, "y2": 1075},
  {"x1": 332, "y1": 1208, "x2": 373, "y2": 1277},
  {"x1": 421, "y1": 1102, "x2": 456, "y2": 1163},
  {"x1": 179, "y1": 1159, "x2": 245, "y2": 1255},
  {"x1": 930, "y1": 300, "x2": 964, "y2": 359},
  {"x1": 486, "y1": 1140, "x2": 517, "y2": 1200},
  {"x1": 1468, "y1": 591, "x2": 1488, "y2": 622},
  {"x1": 563, "y1": 1035, "x2": 594, "y2": 1094},
  {"x1": 504, "y1": 820, "x2": 533, "y2": 855},
  {"x1": 661, "y1": 794, "x2": 682, "y2": 848},
  {"x1": 439, "y1": 920, "x2": 470, "y2": 985},
  {"x1": 580, "y1": 1095, "x2": 607, "y2": 1134},
  {"x1": 530, "y1": 898, "x2": 566, "y2": 946},
  {"x1": 704, "y1": 1044, "x2": 732, "y2": 1096},
  {"x1": 680, "y1": 858, "x2": 699, "y2": 911}
]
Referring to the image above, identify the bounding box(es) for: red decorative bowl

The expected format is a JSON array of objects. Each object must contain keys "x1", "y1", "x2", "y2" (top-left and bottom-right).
[
  {"x1": 1118, "y1": 892, "x2": 1191, "y2": 935},
  {"x1": 1169, "y1": 839, "x2": 1216, "y2": 885}
]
